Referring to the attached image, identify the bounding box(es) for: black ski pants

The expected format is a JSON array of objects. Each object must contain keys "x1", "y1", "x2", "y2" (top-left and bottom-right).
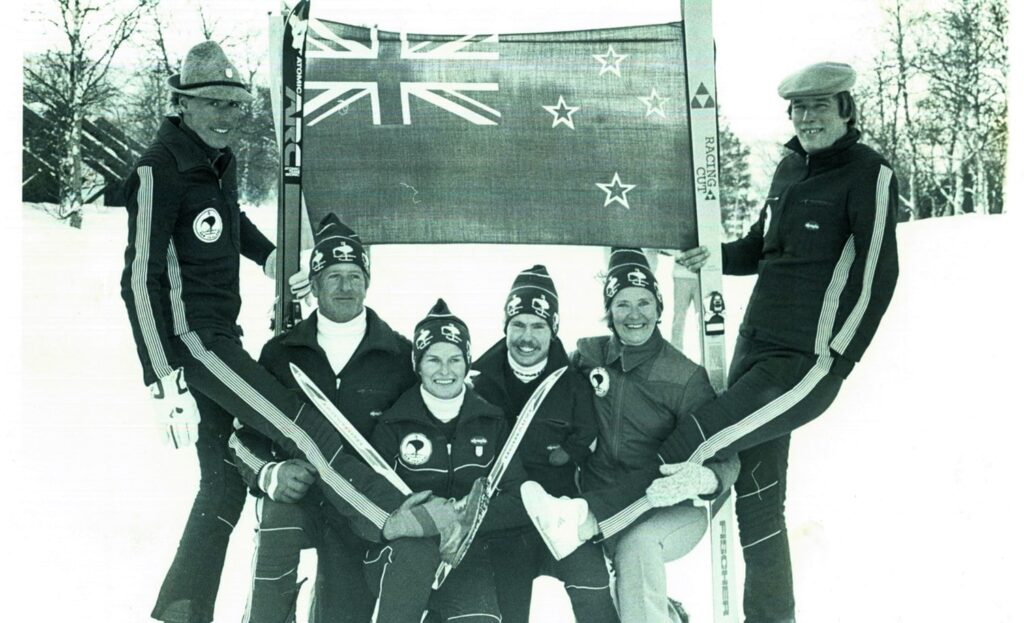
[
  {"x1": 363, "y1": 538, "x2": 502, "y2": 622},
  {"x1": 244, "y1": 498, "x2": 373, "y2": 623},
  {"x1": 152, "y1": 328, "x2": 407, "y2": 622},
  {"x1": 151, "y1": 389, "x2": 246, "y2": 623},
  {"x1": 487, "y1": 528, "x2": 618, "y2": 623}
]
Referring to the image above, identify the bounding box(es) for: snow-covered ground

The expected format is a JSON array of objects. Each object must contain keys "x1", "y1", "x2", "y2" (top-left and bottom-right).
[{"x1": 12, "y1": 202, "x2": 1022, "y2": 622}]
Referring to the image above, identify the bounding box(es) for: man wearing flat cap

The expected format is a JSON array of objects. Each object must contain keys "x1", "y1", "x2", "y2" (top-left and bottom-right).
[
  {"x1": 121, "y1": 43, "x2": 441, "y2": 623},
  {"x1": 664, "y1": 60, "x2": 900, "y2": 621},
  {"x1": 527, "y1": 62, "x2": 900, "y2": 623}
]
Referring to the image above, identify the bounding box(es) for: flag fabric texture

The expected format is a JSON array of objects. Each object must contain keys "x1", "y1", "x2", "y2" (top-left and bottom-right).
[{"x1": 301, "y1": 16, "x2": 700, "y2": 247}]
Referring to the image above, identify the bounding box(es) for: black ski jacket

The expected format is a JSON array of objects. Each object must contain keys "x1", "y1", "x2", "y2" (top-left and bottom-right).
[
  {"x1": 723, "y1": 130, "x2": 899, "y2": 376},
  {"x1": 120, "y1": 116, "x2": 275, "y2": 385},
  {"x1": 371, "y1": 386, "x2": 530, "y2": 535},
  {"x1": 228, "y1": 307, "x2": 418, "y2": 494},
  {"x1": 471, "y1": 338, "x2": 597, "y2": 498}
]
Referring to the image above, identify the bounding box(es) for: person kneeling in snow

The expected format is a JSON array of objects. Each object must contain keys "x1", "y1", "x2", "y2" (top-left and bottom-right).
[
  {"x1": 521, "y1": 248, "x2": 739, "y2": 623},
  {"x1": 367, "y1": 299, "x2": 531, "y2": 622}
]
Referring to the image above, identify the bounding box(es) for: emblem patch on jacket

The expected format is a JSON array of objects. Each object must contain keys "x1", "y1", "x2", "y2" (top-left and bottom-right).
[
  {"x1": 400, "y1": 433, "x2": 432, "y2": 465},
  {"x1": 193, "y1": 207, "x2": 223, "y2": 243},
  {"x1": 470, "y1": 436, "x2": 488, "y2": 458},
  {"x1": 589, "y1": 367, "x2": 610, "y2": 398}
]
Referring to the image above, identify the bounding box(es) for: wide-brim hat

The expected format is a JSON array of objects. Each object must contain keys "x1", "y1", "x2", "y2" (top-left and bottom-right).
[{"x1": 168, "y1": 41, "x2": 253, "y2": 103}]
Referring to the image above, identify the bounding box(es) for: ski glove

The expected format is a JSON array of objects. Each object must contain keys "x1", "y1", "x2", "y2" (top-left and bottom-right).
[
  {"x1": 259, "y1": 459, "x2": 317, "y2": 503},
  {"x1": 646, "y1": 461, "x2": 719, "y2": 507},
  {"x1": 149, "y1": 368, "x2": 201, "y2": 449},
  {"x1": 263, "y1": 249, "x2": 278, "y2": 280},
  {"x1": 383, "y1": 490, "x2": 460, "y2": 541},
  {"x1": 288, "y1": 250, "x2": 314, "y2": 304}
]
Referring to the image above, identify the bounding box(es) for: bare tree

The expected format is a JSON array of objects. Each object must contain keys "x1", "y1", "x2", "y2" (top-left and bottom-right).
[{"x1": 24, "y1": 0, "x2": 150, "y2": 227}]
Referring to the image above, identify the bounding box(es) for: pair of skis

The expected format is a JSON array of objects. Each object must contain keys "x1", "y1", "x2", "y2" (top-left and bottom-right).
[{"x1": 289, "y1": 362, "x2": 566, "y2": 588}]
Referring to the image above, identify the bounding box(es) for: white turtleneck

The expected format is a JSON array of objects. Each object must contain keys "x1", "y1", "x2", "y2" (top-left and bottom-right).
[
  {"x1": 317, "y1": 308, "x2": 367, "y2": 375},
  {"x1": 420, "y1": 384, "x2": 466, "y2": 423},
  {"x1": 508, "y1": 352, "x2": 548, "y2": 384}
]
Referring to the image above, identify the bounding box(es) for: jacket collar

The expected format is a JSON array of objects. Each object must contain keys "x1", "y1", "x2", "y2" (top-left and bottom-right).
[
  {"x1": 157, "y1": 116, "x2": 232, "y2": 174},
  {"x1": 382, "y1": 386, "x2": 503, "y2": 428},
  {"x1": 604, "y1": 328, "x2": 667, "y2": 373},
  {"x1": 784, "y1": 128, "x2": 861, "y2": 169},
  {"x1": 282, "y1": 307, "x2": 405, "y2": 359}
]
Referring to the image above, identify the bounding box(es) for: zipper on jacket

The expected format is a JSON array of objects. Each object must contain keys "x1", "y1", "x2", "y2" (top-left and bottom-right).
[{"x1": 446, "y1": 442, "x2": 454, "y2": 498}]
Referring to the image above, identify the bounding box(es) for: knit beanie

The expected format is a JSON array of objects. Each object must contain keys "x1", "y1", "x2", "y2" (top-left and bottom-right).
[
  {"x1": 412, "y1": 299, "x2": 472, "y2": 370},
  {"x1": 310, "y1": 214, "x2": 369, "y2": 279},
  {"x1": 504, "y1": 264, "x2": 559, "y2": 335},
  {"x1": 603, "y1": 247, "x2": 663, "y2": 313}
]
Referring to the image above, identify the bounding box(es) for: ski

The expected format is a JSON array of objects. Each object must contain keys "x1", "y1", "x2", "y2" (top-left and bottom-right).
[
  {"x1": 681, "y1": 1, "x2": 740, "y2": 621},
  {"x1": 433, "y1": 366, "x2": 568, "y2": 589},
  {"x1": 290, "y1": 362, "x2": 412, "y2": 495},
  {"x1": 273, "y1": 0, "x2": 311, "y2": 334}
]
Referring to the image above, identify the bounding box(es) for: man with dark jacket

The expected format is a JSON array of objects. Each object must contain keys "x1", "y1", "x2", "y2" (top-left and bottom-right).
[
  {"x1": 472, "y1": 265, "x2": 617, "y2": 623},
  {"x1": 228, "y1": 215, "x2": 451, "y2": 622},
  {"x1": 527, "y1": 62, "x2": 899, "y2": 623},
  {"x1": 119, "y1": 41, "x2": 447, "y2": 623}
]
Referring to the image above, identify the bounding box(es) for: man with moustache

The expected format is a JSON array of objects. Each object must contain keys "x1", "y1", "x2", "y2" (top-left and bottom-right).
[{"x1": 471, "y1": 265, "x2": 618, "y2": 623}]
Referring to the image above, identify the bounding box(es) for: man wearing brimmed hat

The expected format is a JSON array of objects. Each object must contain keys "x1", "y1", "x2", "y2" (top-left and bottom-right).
[
  {"x1": 523, "y1": 64, "x2": 900, "y2": 622},
  {"x1": 471, "y1": 265, "x2": 617, "y2": 623},
  {"x1": 121, "y1": 45, "x2": 431, "y2": 623}
]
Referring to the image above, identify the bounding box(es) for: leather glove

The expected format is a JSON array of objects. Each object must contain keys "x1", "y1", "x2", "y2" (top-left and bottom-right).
[
  {"x1": 149, "y1": 368, "x2": 200, "y2": 449},
  {"x1": 646, "y1": 461, "x2": 719, "y2": 507}
]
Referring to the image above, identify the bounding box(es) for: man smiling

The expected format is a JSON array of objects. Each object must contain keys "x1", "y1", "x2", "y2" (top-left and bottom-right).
[{"x1": 471, "y1": 266, "x2": 615, "y2": 623}]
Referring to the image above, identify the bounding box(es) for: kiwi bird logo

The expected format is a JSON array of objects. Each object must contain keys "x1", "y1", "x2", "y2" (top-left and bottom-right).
[
  {"x1": 589, "y1": 367, "x2": 610, "y2": 398},
  {"x1": 193, "y1": 208, "x2": 223, "y2": 243},
  {"x1": 400, "y1": 433, "x2": 432, "y2": 466}
]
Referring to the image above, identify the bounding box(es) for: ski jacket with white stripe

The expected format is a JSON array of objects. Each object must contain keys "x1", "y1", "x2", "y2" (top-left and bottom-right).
[
  {"x1": 120, "y1": 117, "x2": 275, "y2": 386},
  {"x1": 723, "y1": 129, "x2": 899, "y2": 376}
]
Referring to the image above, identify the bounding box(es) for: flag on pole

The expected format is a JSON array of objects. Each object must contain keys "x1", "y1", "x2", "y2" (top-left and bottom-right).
[{"x1": 300, "y1": 15, "x2": 700, "y2": 247}]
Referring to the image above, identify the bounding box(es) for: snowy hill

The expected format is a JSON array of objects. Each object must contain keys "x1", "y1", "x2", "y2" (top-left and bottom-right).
[{"x1": 13, "y1": 203, "x2": 1022, "y2": 622}]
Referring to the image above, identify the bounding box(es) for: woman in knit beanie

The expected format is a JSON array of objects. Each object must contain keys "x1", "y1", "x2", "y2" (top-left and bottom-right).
[{"x1": 366, "y1": 299, "x2": 531, "y2": 622}]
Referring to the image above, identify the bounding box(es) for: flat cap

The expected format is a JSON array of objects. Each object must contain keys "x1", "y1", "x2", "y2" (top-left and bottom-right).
[{"x1": 777, "y1": 62, "x2": 856, "y2": 99}]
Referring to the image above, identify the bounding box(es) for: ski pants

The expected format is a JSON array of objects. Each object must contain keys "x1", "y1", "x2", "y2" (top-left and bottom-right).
[
  {"x1": 364, "y1": 539, "x2": 501, "y2": 622},
  {"x1": 582, "y1": 335, "x2": 845, "y2": 622},
  {"x1": 604, "y1": 504, "x2": 708, "y2": 623},
  {"x1": 243, "y1": 498, "x2": 374, "y2": 623},
  {"x1": 487, "y1": 528, "x2": 618, "y2": 623},
  {"x1": 151, "y1": 388, "x2": 247, "y2": 623},
  {"x1": 152, "y1": 329, "x2": 407, "y2": 622}
]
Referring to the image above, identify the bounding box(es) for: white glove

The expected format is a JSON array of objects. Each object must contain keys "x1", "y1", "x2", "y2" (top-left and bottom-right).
[
  {"x1": 646, "y1": 461, "x2": 719, "y2": 507},
  {"x1": 149, "y1": 368, "x2": 201, "y2": 449},
  {"x1": 288, "y1": 250, "x2": 313, "y2": 304},
  {"x1": 263, "y1": 249, "x2": 278, "y2": 280}
]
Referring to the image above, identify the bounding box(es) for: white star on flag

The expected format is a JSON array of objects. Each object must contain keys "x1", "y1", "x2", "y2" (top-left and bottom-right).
[
  {"x1": 638, "y1": 88, "x2": 671, "y2": 118},
  {"x1": 596, "y1": 172, "x2": 636, "y2": 209},
  {"x1": 592, "y1": 45, "x2": 629, "y2": 77},
  {"x1": 542, "y1": 96, "x2": 581, "y2": 129}
]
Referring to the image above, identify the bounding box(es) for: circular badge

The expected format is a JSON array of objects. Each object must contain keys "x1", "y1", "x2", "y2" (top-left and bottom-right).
[
  {"x1": 400, "y1": 432, "x2": 433, "y2": 466},
  {"x1": 193, "y1": 207, "x2": 223, "y2": 243},
  {"x1": 589, "y1": 367, "x2": 610, "y2": 398}
]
